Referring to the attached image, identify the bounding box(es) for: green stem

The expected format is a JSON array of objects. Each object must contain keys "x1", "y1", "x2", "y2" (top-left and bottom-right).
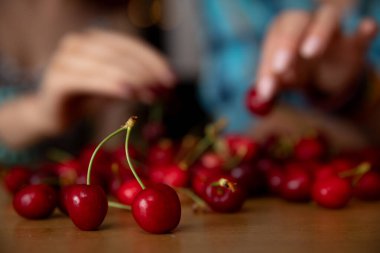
[
  {"x1": 108, "y1": 201, "x2": 131, "y2": 211},
  {"x1": 125, "y1": 119, "x2": 146, "y2": 190},
  {"x1": 87, "y1": 127, "x2": 127, "y2": 185},
  {"x1": 179, "y1": 119, "x2": 227, "y2": 169}
]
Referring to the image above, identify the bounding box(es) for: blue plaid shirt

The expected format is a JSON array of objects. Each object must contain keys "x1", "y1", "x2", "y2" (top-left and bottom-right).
[{"x1": 198, "y1": 0, "x2": 380, "y2": 132}]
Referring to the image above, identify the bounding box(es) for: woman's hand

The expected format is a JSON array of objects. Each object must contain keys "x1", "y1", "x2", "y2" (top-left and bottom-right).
[
  {"x1": 38, "y1": 29, "x2": 176, "y2": 135},
  {"x1": 254, "y1": 3, "x2": 377, "y2": 103}
]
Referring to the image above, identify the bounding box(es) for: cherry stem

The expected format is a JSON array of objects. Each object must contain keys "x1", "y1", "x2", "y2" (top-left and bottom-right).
[
  {"x1": 108, "y1": 200, "x2": 131, "y2": 211},
  {"x1": 46, "y1": 148, "x2": 74, "y2": 162},
  {"x1": 179, "y1": 188, "x2": 209, "y2": 213},
  {"x1": 87, "y1": 125, "x2": 128, "y2": 185},
  {"x1": 223, "y1": 146, "x2": 248, "y2": 171},
  {"x1": 125, "y1": 116, "x2": 146, "y2": 190},
  {"x1": 179, "y1": 118, "x2": 227, "y2": 170},
  {"x1": 211, "y1": 178, "x2": 237, "y2": 192},
  {"x1": 339, "y1": 162, "x2": 371, "y2": 178}
]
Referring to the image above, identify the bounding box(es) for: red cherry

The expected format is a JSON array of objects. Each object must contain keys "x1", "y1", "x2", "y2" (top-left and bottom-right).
[
  {"x1": 147, "y1": 139, "x2": 175, "y2": 166},
  {"x1": 314, "y1": 164, "x2": 338, "y2": 182},
  {"x1": 265, "y1": 167, "x2": 285, "y2": 195},
  {"x1": 199, "y1": 152, "x2": 224, "y2": 171},
  {"x1": 66, "y1": 184, "x2": 108, "y2": 231},
  {"x1": 230, "y1": 162, "x2": 267, "y2": 195},
  {"x1": 204, "y1": 177, "x2": 246, "y2": 213},
  {"x1": 280, "y1": 168, "x2": 312, "y2": 202},
  {"x1": 312, "y1": 177, "x2": 352, "y2": 209},
  {"x1": 13, "y1": 184, "x2": 57, "y2": 219},
  {"x1": 191, "y1": 166, "x2": 224, "y2": 198},
  {"x1": 54, "y1": 160, "x2": 81, "y2": 185},
  {"x1": 117, "y1": 179, "x2": 150, "y2": 205},
  {"x1": 354, "y1": 171, "x2": 380, "y2": 201},
  {"x1": 224, "y1": 134, "x2": 258, "y2": 162},
  {"x1": 3, "y1": 166, "x2": 32, "y2": 194},
  {"x1": 245, "y1": 87, "x2": 275, "y2": 116},
  {"x1": 294, "y1": 135, "x2": 325, "y2": 161},
  {"x1": 57, "y1": 185, "x2": 72, "y2": 215},
  {"x1": 161, "y1": 164, "x2": 190, "y2": 188},
  {"x1": 132, "y1": 183, "x2": 181, "y2": 234}
]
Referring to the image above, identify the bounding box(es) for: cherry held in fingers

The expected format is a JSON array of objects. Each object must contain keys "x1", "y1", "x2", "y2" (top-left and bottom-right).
[
  {"x1": 13, "y1": 184, "x2": 57, "y2": 219},
  {"x1": 245, "y1": 87, "x2": 275, "y2": 116}
]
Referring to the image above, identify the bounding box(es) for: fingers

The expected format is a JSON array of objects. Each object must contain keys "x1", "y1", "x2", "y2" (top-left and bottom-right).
[
  {"x1": 46, "y1": 30, "x2": 176, "y2": 105},
  {"x1": 300, "y1": 4, "x2": 341, "y2": 58},
  {"x1": 353, "y1": 18, "x2": 378, "y2": 51},
  {"x1": 87, "y1": 29, "x2": 176, "y2": 87},
  {"x1": 256, "y1": 11, "x2": 311, "y2": 101}
]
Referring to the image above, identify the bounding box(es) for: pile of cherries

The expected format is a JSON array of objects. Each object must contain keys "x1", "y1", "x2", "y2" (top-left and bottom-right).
[{"x1": 2, "y1": 116, "x2": 380, "y2": 233}]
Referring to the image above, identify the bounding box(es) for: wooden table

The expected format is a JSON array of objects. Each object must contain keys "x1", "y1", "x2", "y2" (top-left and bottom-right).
[{"x1": 1, "y1": 189, "x2": 379, "y2": 253}]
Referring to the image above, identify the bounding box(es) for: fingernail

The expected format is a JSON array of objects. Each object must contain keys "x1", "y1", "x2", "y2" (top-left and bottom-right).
[
  {"x1": 273, "y1": 49, "x2": 291, "y2": 73},
  {"x1": 301, "y1": 37, "x2": 320, "y2": 58},
  {"x1": 257, "y1": 76, "x2": 276, "y2": 101}
]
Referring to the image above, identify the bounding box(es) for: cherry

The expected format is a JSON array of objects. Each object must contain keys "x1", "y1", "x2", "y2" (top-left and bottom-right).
[
  {"x1": 54, "y1": 159, "x2": 81, "y2": 185},
  {"x1": 191, "y1": 165, "x2": 224, "y2": 198},
  {"x1": 117, "y1": 179, "x2": 150, "y2": 206},
  {"x1": 3, "y1": 166, "x2": 32, "y2": 194},
  {"x1": 13, "y1": 184, "x2": 57, "y2": 219},
  {"x1": 199, "y1": 152, "x2": 224, "y2": 171},
  {"x1": 354, "y1": 171, "x2": 380, "y2": 201},
  {"x1": 147, "y1": 139, "x2": 175, "y2": 166},
  {"x1": 280, "y1": 167, "x2": 312, "y2": 202},
  {"x1": 204, "y1": 177, "x2": 246, "y2": 213},
  {"x1": 230, "y1": 162, "x2": 267, "y2": 196},
  {"x1": 66, "y1": 122, "x2": 135, "y2": 231},
  {"x1": 294, "y1": 134, "x2": 325, "y2": 161},
  {"x1": 125, "y1": 117, "x2": 181, "y2": 233},
  {"x1": 265, "y1": 167, "x2": 285, "y2": 195},
  {"x1": 66, "y1": 184, "x2": 108, "y2": 231},
  {"x1": 223, "y1": 134, "x2": 258, "y2": 162},
  {"x1": 312, "y1": 176, "x2": 352, "y2": 209},
  {"x1": 314, "y1": 164, "x2": 337, "y2": 182},
  {"x1": 245, "y1": 87, "x2": 276, "y2": 116},
  {"x1": 132, "y1": 183, "x2": 181, "y2": 234},
  {"x1": 160, "y1": 164, "x2": 190, "y2": 188}
]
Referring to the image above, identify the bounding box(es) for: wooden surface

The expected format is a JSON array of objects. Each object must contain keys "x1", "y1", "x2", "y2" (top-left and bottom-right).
[{"x1": 1, "y1": 189, "x2": 380, "y2": 253}]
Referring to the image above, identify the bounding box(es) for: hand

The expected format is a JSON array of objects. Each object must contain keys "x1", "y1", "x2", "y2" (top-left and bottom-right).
[
  {"x1": 37, "y1": 29, "x2": 176, "y2": 135},
  {"x1": 254, "y1": 3, "x2": 377, "y2": 103}
]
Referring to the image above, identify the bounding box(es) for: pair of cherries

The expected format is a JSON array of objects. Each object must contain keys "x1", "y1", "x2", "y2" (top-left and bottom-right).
[{"x1": 12, "y1": 116, "x2": 181, "y2": 234}]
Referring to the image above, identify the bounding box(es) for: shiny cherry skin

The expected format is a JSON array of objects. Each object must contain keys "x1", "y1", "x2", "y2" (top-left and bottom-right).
[
  {"x1": 204, "y1": 177, "x2": 246, "y2": 213},
  {"x1": 354, "y1": 171, "x2": 380, "y2": 201},
  {"x1": 117, "y1": 179, "x2": 150, "y2": 205},
  {"x1": 66, "y1": 184, "x2": 108, "y2": 231},
  {"x1": 3, "y1": 166, "x2": 32, "y2": 194},
  {"x1": 245, "y1": 87, "x2": 275, "y2": 116},
  {"x1": 132, "y1": 183, "x2": 181, "y2": 234},
  {"x1": 312, "y1": 176, "x2": 352, "y2": 209},
  {"x1": 161, "y1": 164, "x2": 189, "y2": 188},
  {"x1": 13, "y1": 184, "x2": 57, "y2": 219},
  {"x1": 281, "y1": 168, "x2": 312, "y2": 202}
]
